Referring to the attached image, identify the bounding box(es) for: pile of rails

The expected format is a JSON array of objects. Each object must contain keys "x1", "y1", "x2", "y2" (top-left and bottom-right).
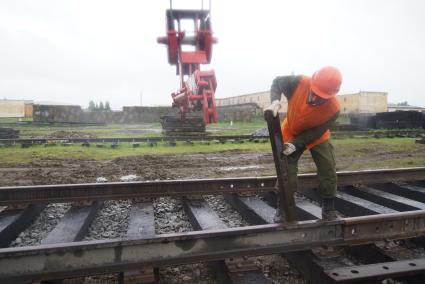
[
  {"x1": 252, "y1": 128, "x2": 425, "y2": 139},
  {"x1": 1, "y1": 168, "x2": 425, "y2": 283},
  {"x1": 375, "y1": 111, "x2": 425, "y2": 129},
  {"x1": 0, "y1": 127, "x2": 19, "y2": 139},
  {"x1": 350, "y1": 111, "x2": 425, "y2": 130}
]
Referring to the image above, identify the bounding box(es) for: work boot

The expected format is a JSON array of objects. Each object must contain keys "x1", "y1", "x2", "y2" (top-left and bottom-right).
[
  {"x1": 273, "y1": 208, "x2": 283, "y2": 223},
  {"x1": 322, "y1": 197, "x2": 338, "y2": 220}
]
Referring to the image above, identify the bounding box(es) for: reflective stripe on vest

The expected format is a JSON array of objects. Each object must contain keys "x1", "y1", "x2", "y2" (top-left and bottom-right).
[{"x1": 281, "y1": 76, "x2": 340, "y2": 149}]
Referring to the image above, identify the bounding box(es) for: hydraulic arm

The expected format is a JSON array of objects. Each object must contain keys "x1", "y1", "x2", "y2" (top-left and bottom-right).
[{"x1": 157, "y1": 2, "x2": 218, "y2": 133}]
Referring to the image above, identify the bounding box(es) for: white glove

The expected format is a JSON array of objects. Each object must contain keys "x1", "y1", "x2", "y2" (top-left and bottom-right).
[
  {"x1": 264, "y1": 100, "x2": 281, "y2": 117},
  {"x1": 282, "y1": 142, "x2": 296, "y2": 155}
]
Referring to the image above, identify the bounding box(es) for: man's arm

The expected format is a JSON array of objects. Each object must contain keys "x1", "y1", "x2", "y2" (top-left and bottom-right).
[
  {"x1": 270, "y1": 75, "x2": 301, "y2": 102},
  {"x1": 291, "y1": 112, "x2": 340, "y2": 149}
]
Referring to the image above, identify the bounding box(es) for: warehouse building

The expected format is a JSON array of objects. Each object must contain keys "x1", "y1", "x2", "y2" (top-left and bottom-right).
[
  {"x1": 338, "y1": 91, "x2": 387, "y2": 113},
  {"x1": 0, "y1": 99, "x2": 33, "y2": 118},
  {"x1": 216, "y1": 91, "x2": 271, "y2": 110},
  {"x1": 217, "y1": 91, "x2": 388, "y2": 114}
]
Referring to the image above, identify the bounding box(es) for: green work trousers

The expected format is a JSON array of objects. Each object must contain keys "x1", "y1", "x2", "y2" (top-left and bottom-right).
[{"x1": 287, "y1": 140, "x2": 337, "y2": 198}]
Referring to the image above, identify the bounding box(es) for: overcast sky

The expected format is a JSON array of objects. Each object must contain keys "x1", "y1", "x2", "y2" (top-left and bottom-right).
[{"x1": 1, "y1": 0, "x2": 424, "y2": 109}]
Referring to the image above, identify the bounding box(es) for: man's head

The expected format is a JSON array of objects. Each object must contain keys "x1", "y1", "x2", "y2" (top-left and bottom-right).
[{"x1": 310, "y1": 66, "x2": 342, "y2": 100}]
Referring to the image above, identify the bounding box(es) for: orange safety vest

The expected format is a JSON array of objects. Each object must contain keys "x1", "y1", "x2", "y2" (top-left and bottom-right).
[{"x1": 281, "y1": 76, "x2": 340, "y2": 149}]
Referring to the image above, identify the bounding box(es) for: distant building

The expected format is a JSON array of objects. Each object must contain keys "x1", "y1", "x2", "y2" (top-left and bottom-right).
[
  {"x1": 34, "y1": 100, "x2": 78, "y2": 106},
  {"x1": 337, "y1": 91, "x2": 388, "y2": 114},
  {"x1": 216, "y1": 91, "x2": 271, "y2": 110},
  {"x1": 0, "y1": 99, "x2": 33, "y2": 118},
  {"x1": 217, "y1": 91, "x2": 388, "y2": 114}
]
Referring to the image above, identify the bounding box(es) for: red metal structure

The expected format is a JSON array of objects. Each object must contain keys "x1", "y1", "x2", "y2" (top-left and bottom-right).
[{"x1": 157, "y1": 3, "x2": 218, "y2": 133}]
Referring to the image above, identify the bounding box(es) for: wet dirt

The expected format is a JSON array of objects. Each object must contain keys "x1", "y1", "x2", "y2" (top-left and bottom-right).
[
  {"x1": 0, "y1": 150, "x2": 272, "y2": 186},
  {"x1": 1, "y1": 144, "x2": 424, "y2": 186}
]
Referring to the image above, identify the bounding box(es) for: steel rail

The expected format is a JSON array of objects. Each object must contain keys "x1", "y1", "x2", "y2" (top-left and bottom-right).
[
  {"x1": 1, "y1": 210, "x2": 425, "y2": 282},
  {"x1": 325, "y1": 258, "x2": 425, "y2": 282},
  {"x1": 0, "y1": 167, "x2": 424, "y2": 206},
  {"x1": 0, "y1": 134, "x2": 261, "y2": 144}
]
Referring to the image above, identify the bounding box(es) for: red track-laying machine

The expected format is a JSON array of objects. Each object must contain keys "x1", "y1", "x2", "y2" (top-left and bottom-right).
[{"x1": 157, "y1": 1, "x2": 218, "y2": 133}]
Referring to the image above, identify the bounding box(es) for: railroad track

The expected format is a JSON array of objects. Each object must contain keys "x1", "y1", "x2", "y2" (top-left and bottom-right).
[
  {"x1": 1, "y1": 167, "x2": 425, "y2": 283},
  {"x1": 332, "y1": 129, "x2": 425, "y2": 139},
  {"x1": 0, "y1": 134, "x2": 266, "y2": 146},
  {"x1": 0, "y1": 129, "x2": 424, "y2": 146}
]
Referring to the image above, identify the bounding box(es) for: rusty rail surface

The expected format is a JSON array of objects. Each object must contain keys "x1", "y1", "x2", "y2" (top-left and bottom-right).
[
  {"x1": 1, "y1": 167, "x2": 424, "y2": 206},
  {"x1": 1, "y1": 211, "x2": 425, "y2": 282}
]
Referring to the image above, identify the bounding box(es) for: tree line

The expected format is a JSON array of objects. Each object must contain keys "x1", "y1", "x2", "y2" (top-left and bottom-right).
[{"x1": 88, "y1": 101, "x2": 111, "y2": 111}]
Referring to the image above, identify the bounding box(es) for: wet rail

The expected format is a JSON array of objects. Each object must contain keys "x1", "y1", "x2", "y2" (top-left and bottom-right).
[{"x1": 1, "y1": 167, "x2": 425, "y2": 283}]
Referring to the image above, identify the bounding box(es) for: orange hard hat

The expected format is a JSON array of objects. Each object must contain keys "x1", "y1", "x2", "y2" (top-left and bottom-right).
[{"x1": 311, "y1": 66, "x2": 342, "y2": 99}]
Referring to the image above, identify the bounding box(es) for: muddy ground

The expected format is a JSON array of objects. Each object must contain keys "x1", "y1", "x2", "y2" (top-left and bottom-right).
[
  {"x1": 1, "y1": 145, "x2": 423, "y2": 283},
  {"x1": 1, "y1": 143, "x2": 424, "y2": 186},
  {"x1": 0, "y1": 150, "x2": 273, "y2": 186}
]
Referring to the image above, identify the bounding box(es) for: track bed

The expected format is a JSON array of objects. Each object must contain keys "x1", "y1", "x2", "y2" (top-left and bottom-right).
[{"x1": 1, "y1": 168, "x2": 425, "y2": 283}]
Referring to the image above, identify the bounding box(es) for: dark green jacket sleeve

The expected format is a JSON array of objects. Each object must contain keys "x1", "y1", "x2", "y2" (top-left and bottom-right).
[
  {"x1": 270, "y1": 75, "x2": 301, "y2": 102},
  {"x1": 291, "y1": 112, "x2": 340, "y2": 149}
]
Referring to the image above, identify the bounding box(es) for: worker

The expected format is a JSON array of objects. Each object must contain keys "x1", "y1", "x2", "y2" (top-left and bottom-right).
[{"x1": 269, "y1": 66, "x2": 342, "y2": 220}]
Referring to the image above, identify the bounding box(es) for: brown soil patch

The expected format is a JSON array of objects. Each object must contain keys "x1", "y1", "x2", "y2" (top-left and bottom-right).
[{"x1": 1, "y1": 143, "x2": 424, "y2": 186}]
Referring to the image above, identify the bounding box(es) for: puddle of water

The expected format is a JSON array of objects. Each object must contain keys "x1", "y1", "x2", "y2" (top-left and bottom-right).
[
  {"x1": 120, "y1": 174, "x2": 138, "y2": 181},
  {"x1": 219, "y1": 165, "x2": 263, "y2": 171}
]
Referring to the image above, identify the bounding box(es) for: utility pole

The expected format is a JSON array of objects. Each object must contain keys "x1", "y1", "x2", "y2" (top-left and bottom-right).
[{"x1": 140, "y1": 91, "x2": 143, "y2": 106}]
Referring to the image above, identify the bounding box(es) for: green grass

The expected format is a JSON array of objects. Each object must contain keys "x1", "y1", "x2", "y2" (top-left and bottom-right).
[
  {"x1": 207, "y1": 117, "x2": 266, "y2": 135},
  {"x1": 0, "y1": 141, "x2": 271, "y2": 163},
  {"x1": 331, "y1": 137, "x2": 425, "y2": 170},
  {"x1": 0, "y1": 117, "x2": 33, "y2": 123},
  {"x1": 372, "y1": 128, "x2": 424, "y2": 132},
  {"x1": 1, "y1": 115, "x2": 424, "y2": 170},
  {"x1": 334, "y1": 136, "x2": 414, "y2": 146},
  {"x1": 1, "y1": 137, "x2": 424, "y2": 172},
  {"x1": 2, "y1": 118, "x2": 266, "y2": 138}
]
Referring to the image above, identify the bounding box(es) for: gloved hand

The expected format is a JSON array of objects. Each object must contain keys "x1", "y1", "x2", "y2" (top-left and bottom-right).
[
  {"x1": 264, "y1": 100, "x2": 281, "y2": 117},
  {"x1": 282, "y1": 142, "x2": 296, "y2": 155}
]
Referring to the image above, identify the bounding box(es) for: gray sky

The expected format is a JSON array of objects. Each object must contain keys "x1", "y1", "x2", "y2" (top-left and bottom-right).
[{"x1": 1, "y1": 0, "x2": 424, "y2": 109}]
